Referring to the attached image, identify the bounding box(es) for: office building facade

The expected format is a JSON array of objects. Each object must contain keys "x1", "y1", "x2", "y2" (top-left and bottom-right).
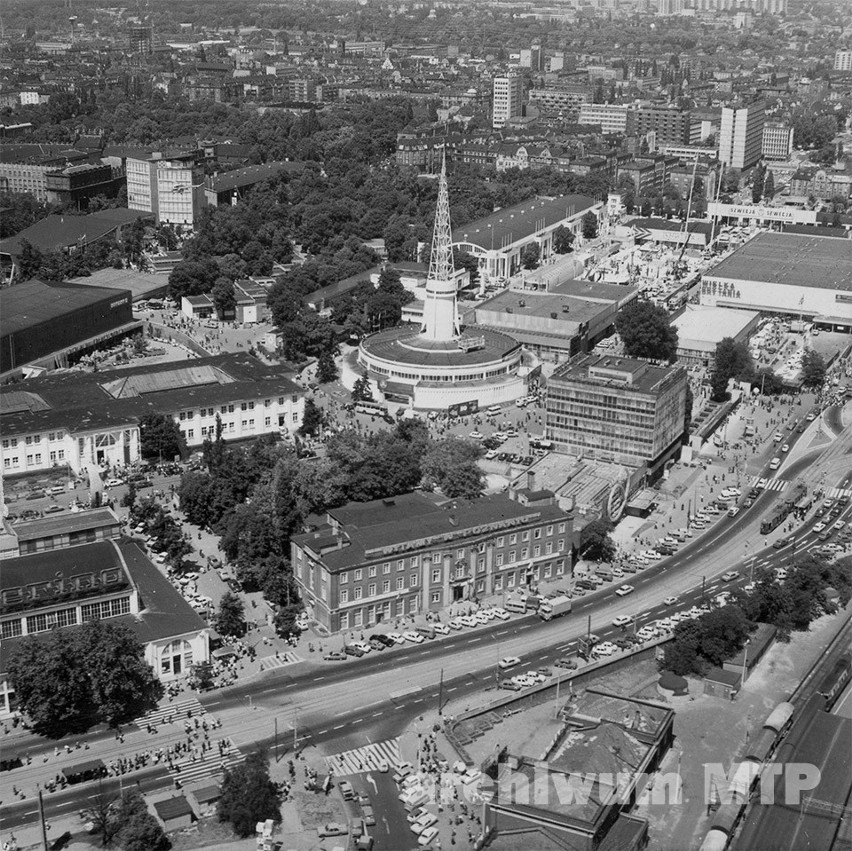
[
  {"x1": 719, "y1": 101, "x2": 766, "y2": 170},
  {"x1": 546, "y1": 354, "x2": 688, "y2": 471},
  {"x1": 126, "y1": 151, "x2": 206, "y2": 228},
  {"x1": 292, "y1": 492, "x2": 573, "y2": 633},
  {"x1": 578, "y1": 104, "x2": 635, "y2": 135},
  {"x1": 834, "y1": 50, "x2": 852, "y2": 72},
  {"x1": 635, "y1": 106, "x2": 692, "y2": 146},
  {"x1": 492, "y1": 75, "x2": 523, "y2": 128},
  {"x1": 762, "y1": 123, "x2": 794, "y2": 160}
]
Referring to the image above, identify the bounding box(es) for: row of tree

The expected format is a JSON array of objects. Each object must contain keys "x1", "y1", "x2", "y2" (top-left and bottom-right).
[{"x1": 663, "y1": 553, "x2": 851, "y2": 676}]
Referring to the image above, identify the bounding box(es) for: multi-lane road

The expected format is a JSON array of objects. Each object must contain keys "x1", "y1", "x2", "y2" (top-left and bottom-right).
[{"x1": 1, "y1": 411, "x2": 849, "y2": 838}]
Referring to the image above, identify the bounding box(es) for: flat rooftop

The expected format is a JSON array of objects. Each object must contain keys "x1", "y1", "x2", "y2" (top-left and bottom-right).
[
  {"x1": 67, "y1": 268, "x2": 170, "y2": 302},
  {"x1": 704, "y1": 232, "x2": 852, "y2": 291},
  {"x1": 673, "y1": 305, "x2": 759, "y2": 347},
  {"x1": 474, "y1": 289, "x2": 613, "y2": 326},
  {"x1": 550, "y1": 353, "x2": 682, "y2": 395}
]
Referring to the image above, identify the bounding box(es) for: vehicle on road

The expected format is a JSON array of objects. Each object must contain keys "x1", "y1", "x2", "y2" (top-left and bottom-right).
[
  {"x1": 721, "y1": 571, "x2": 740, "y2": 582},
  {"x1": 834, "y1": 520, "x2": 846, "y2": 530},
  {"x1": 781, "y1": 444, "x2": 789, "y2": 453},
  {"x1": 318, "y1": 823, "x2": 348, "y2": 838},
  {"x1": 339, "y1": 780, "x2": 355, "y2": 800},
  {"x1": 615, "y1": 584, "x2": 635, "y2": 596},
  {"x1": 663, "y1": 596, "x2": 678, "y2": 606},
  {"x1": 812, "y1": 522, "x2": 827, "y2": 534},
  {"x1": 613, "y1": 615, "x2": 633, "y2": 627},
  {"x1": 772, "y1": 536, "x2": 792, "y2": 549},
  {"x1": 728, "y1": 506, "x2": 740, "y2": 517},
  {"x1": 498, "y1": 656, "x2": 521, "y2": 669}
]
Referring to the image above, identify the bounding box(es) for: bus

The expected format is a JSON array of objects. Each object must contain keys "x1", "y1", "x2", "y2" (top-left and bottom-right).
[{"x1": 354, "y1": 401, "x2": 389, "y2": 417}]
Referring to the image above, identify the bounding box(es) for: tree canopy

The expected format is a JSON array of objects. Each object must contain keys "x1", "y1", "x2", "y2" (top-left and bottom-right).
[
  {"x1": 800, "y1": 349, "x2": 826, "y2": 389},
  {"x1": 8, "y1": 620, "x2": 162, "y2": 737},
  {"x1": 614, "y1": 299, "x2": 679, "y2": 362},
  {"x1": 139, "y1": 413, "x2": 186, "y2": 462},
  {"x1": 578, "y1": 519, "x2": 616, "y2": 562},
  {"x1": 218, "y1": 751, "x2": 283, "y2": 838},
  {"x1": 711, "y1": 337, "x2": 753, "y2": 401}
]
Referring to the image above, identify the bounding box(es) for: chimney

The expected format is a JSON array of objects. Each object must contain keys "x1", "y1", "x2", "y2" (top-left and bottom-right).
[{"x1": 527, "y1": 470, "x2": 536, "y2": 491}]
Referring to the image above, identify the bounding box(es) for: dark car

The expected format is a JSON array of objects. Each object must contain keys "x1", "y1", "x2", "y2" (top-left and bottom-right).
[
  {"x1": 500, "y1": 680, "x2": 521, "y2": 691},
  {"x1": 343, "y1": 645, "x2": 365, "y2": 658},
  {"x1": 744, "y1": 497, "x2": 754, "y2": 508},
  {"x1": 368, "y1": 638, "x2": 386, "y2": 651},
  {"x1": 748, "y1": 488, "x2": 761, "y2": 499},
  {"x1": 555, "y1": 656, "x2": 578, "y2": 669},
  {"x1": 44, "y1": 504, "x2": 65, "y2": 514},
  {"x1": 772, "y1": 536, "x2": 792, "y2": 549},
  {"x1": 370, "y1": 634, "x2": 395, "y2": 648},
  {"x1": 26, "y1": 490, "x2": 46, "y2": 500},
  {"x1": 323, "y1": 651, "x2": 347, "y2": 662}
]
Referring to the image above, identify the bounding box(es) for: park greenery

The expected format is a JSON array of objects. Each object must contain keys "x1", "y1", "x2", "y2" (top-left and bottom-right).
[
  {"x1": 139, "y1": 412, "x2": 187, "y2": 462},
  {"x1": 579, "y1": 519, "x2": 616, "y2": 562},
  {"x1": 662, "y1": 554, "x2": 851, "y2": 677},
  {"x1": 176, "y1": 419, "x2": 484, "y2": 613},
  {"x1": 8, "y1": 620, "x2": 163, "y2": 737}
]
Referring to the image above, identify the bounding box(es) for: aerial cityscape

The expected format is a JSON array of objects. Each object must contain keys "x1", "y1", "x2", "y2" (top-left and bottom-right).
[{"x1": 0, "y1": 0, "x2": 851, "y2": 849}]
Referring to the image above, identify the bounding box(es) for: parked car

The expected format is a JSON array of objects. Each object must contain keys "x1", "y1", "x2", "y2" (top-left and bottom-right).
[
  {"x1": 323, "y1": 651, "x2": 347, "y2": 662},
  {"x1": 343, "y1": 645, "x2": 365, "y2": 657},
  {"x1": 403, "y1": 631, "x2": 424, "y2": 644},
  {"x1": 317, "y1": 823, "x2": 348, "y2": 838}
]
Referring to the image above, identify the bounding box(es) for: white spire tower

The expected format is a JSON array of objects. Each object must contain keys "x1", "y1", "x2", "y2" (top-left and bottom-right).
[{"x1": 422, "y1": 153, "x2": 460, "y2": 341}]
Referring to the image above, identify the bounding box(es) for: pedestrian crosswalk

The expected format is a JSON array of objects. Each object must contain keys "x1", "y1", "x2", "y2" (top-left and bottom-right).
[
  {"x1": 259, "y1": 651, "x2": 301, "y2": 671},
  {"x1": 140, "y1": 697, "x2": 206, "y2": 728},
  {"x1": 326, "y1": 737, "x2": 401, "y2": 776},
  {"x1": 171, "y1": 740, "x2": 245, "y2": 786},
  {"x1": 828, "y1": 487, "x2": 852, "y2": 500},
  {"x1": 751, "y1": 476, "x2": 789, "y2": 492}
]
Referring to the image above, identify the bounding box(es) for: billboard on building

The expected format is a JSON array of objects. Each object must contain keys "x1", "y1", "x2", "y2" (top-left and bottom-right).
[
  {"x1": 448, "y1": 400, "x2": 479, "y2": 418},
  {"x1": 707, "y1": 203, "x2": 817, "y2": 224}
]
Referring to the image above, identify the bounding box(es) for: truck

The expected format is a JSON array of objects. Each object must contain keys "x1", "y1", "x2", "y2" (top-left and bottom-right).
[{"x1": 538, "y1": 595, "x2": 572, "y2": 621}]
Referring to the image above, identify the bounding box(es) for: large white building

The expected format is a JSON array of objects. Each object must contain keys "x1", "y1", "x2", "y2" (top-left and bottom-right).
[
  {"x1": 126, "y1": 150, "x2": 206, "y2": 228},
  {"x1": 834, "y1": 50, "x2": 852, "y2": 72},
  {"x1": 578, "y1": 103, "x2": 635, "y2": 135},
  {"x1": 719, "y1": 101, "x2": 766, "y2": 170},
  {"x1": 492, "y1": 75, "x2": 523, "y2": 129},
  {"x1": 700, "y1": 232, "x2": 852, "y2": 321},
  {"x1": 762, "y1": 123, "x2": 794, "y2": 161},
  {"x1": 0, "y1": 354, "x2": 304, "y2": 476}
]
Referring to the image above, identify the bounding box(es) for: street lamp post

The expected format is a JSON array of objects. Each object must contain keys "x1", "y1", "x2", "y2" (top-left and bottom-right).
[{"x1": 741, "y1": 639, "x2": 750, "y2": 688}]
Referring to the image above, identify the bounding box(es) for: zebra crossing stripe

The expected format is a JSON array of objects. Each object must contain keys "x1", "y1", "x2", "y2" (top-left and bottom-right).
[
  {"x1": 172, "y1": 750, "x2": 245, "y2": 786},
  {"x1": 752, "y1": 476, "x2": 788, "y2": 492},
  {"x1": 259, "y1": 652, "x2": 301, "y2": 671},
  {"x1": 141, "y1": 698, "x2": 205, "y2": 727},
  {"x1": 829, "y1": 487, "x2": 852, "y2": 499},
  {"x1": 326, "y1": 738, "x2": 401, "y2": 776}
]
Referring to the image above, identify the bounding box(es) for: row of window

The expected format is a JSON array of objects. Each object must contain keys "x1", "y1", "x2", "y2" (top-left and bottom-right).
[
  {"x1": 178, "y1": 397, "x2": 299, "y2": 422},
  {"x1": 2, "y1": 450, "x2": 67, "y2": 470},
  {"x1": 0, "y1": 597, "x2": 131, "y2": 639},
  {"x1": 2, "y1": 431, "x2": 65, "y2": 450}
]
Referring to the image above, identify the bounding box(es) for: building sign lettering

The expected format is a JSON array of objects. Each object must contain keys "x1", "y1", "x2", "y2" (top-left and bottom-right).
[{"x1": 707, "y1": 203, "x2": 817, "y2": 224}]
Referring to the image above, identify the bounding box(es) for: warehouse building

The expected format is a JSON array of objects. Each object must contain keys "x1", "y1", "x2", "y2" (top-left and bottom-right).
[
  {"x1": 452, "y1": 195, "x2": 602, "y2": 282},
  {"x1": 0, "y1": 279, "x2": 140, "y2": 380},
  {"x1": 463, "y1": 279, "x2": 638, "y2": 362},
  {"x1": 699, "y1": 232, "x2": 852, "y2": 319},
  {"x1": 672, "y1": 305, "x2": 760, "y2": 367},
  {"x1": 0, "y1": 353, "x2": 304, "y2": 476},
  {"x1": 546, "y1": 353, "x2": 688, "y2": 473}
]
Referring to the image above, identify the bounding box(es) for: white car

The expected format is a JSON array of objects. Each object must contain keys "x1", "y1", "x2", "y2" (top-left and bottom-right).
[
  {"x1": 592, "y1": 642, "x2": 617, "y2": 656},
  {"x1": 403, "y1": 631, "x2": 424, "y2": 644},
  {"x1": 512, "y1": 674, "x2": 536, "y2": 688},
  {"x1": 612, "y1": 615, "x2": 633, "y2": 627},
  {"x1": 386, "y1": 632, "x2": 406, "y2": 644},
  {"x1": 459, "y1": 615, "x2": 478, "y2": 627},
  {"x1": 447, "y1": 619, "x2": 463, "y2": 631},
  {"x1": 485, "y1": 449, "x2": 498, "y2": 460},
  {"x1": 418, "y1": 827, "x2": 440, "y2": 846},
  {"x1": 473, "y1": 612, "x2": 490, "y2": 625},
  {"x1": 615, "y1": 585, "x2": 635, "y2": 596},
  {"x1": 432, "y1": 623, "x2": 450, "y2": 635},
  {"x1": 492, "y1": 607, "x2": 510, "y2": 620},
  {"x1": 351, "y1": 641, "x2": 372, "y2": 654},
  {"x1": 498, "y1": 656, "x2": 521, "y2": 669},
  {"x1": 104, "y1": 478, "x2": 123, "y2": 488},
  {"x1": 688, "y1": 606, "x2": 703, "y2": 618},
  {"x1": 663, "y1": 596, "x2": 678, "y2": 606},
  {"x1": 611, "y1": 567, "x2": 625, "y2": 578},
  {"x1": 655, "y1": 618, "x2": 675, "y2": 632},
  {"x1": 833, "y1": 520, "x2": 846, "y2": 531},
  {"x1": 468, "y1": 431, "x2": 483, "y2": 440},
  {"x1": 637, "y1": 627, "x2": 658, "y2": 640}
]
